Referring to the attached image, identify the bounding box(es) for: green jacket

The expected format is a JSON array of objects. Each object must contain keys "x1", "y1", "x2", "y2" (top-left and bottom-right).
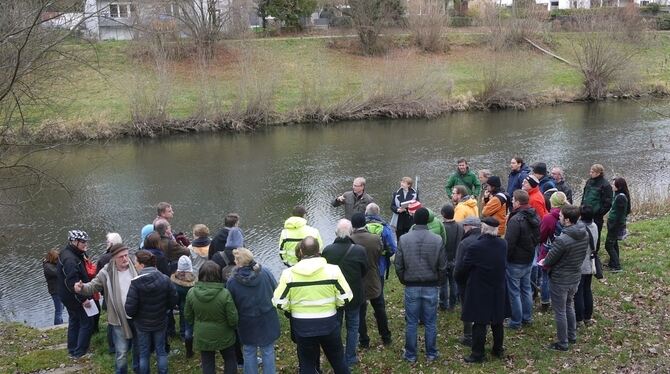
[
  {"x1": 412, "y1": 209, "x2": 447, "y2": 245},
  {"x1": 445, "y1": 168, "x2": 481, "y2": 198},
  {"x1": 185, "y1": 281, "x2": 238, "y2": 351},
  {"x1": 582, "y1": 175, "x2": 613, "y2": 217},
  {"x1": 608, "y1": 192, "x2": 629, "y2": 226}
]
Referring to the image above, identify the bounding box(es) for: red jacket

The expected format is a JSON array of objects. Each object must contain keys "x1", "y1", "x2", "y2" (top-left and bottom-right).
[{"x1": 528, "y1": 187, "x2": 548, "y2": 219}]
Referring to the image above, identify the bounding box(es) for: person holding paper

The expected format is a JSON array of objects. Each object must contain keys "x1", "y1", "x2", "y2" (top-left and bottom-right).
[
  {"x1": 390, "y1": 176, "x2": 418, "y2": 239},
  {"x1": 57, "y1": 230, "x2": 94, "y2": 359},
  {"x1": 75, "y1": 244, "x2": 139, "y2": 374}
]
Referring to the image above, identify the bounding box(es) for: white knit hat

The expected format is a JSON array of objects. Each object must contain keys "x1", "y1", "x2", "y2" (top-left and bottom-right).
[{"x1": 177, "y1": 255, "x2": 192, "y2": 273}]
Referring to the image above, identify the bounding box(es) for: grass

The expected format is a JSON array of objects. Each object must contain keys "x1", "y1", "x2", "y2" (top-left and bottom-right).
[
  {"x1": 20, "y1": 31, "x2": 670, "y2": 136},
  {"x1": 2, "y1": 215, "x2": 669, "y2": 373}
]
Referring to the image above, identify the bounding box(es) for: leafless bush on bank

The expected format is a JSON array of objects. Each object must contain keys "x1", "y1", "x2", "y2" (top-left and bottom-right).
[
  {"x1": 476, "y1": 53, "x2": 544, "y2": 110},
  {"x1": 480, "y1": 2, "x2": 550, "y2": 51},
  {"x1": 408, "y1": 0, "x2": 449, "y2": 53},
  {"x1": 229, "y1": 47, "x2": 278, "y2": 128}
]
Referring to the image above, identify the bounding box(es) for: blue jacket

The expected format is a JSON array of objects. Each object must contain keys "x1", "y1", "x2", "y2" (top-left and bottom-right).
[
  {"x1": 507, "y1": 163, "x2": 531, "y2": 194},
  {"x1": 538, "y1": 175, "x2": 557, "y2": 193},
  {"x1": 365, "y1": 214, "x2": 397, "y2": 277},
  {"x1": 125, "y1": 267, "x2": 178, "y2": 332},
  {"x1": 227, "y1": 264, "x2": 280, "y2": 346}
]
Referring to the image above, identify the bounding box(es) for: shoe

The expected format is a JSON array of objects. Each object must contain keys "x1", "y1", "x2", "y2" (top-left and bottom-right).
[
  {"x1": 463, "y1": 354, "x2": 484, "y2": 363},
  {"x1": 540, "y1": 303, "x2": 550, "y2": 313},
  {"x1": 505, "y1": 323, "x2": 521, "y2": 330},
  {"x1": 402, "y1": 356, "x2": 416, "y2": 364},
  {"x1": 608, "y1": 268, "x2": 622, "y2": 273},
  {"x1": 548, "y1": 342, "x2": 568, "y2": 351},
  {"x1": 382, "y1": 337, "x2": 392, "y2": 346},
  {"x1": 426, "y1": 355, "x2": 438, "y2": 363},
  {"x1": 359, "y1": 341, "x2": 370, "y2": 349},
  {"x1": 522, "y1": 320, "x2": 533, "y2": 327},
  {"x1": 459, "y1": 337, "x2": 472, "y2": 347},
  {"x1": 568, "y1": 338, "x2": 577, "y2": 344},
  {"x1": 584, "y1": 319, "x2": 596, "y2": 326},
  {"x1": 491, "y1": 348, "x2": 506, "y2": 359}
]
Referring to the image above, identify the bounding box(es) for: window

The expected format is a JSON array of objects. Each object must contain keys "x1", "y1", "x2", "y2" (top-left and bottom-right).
[{"x1": 109, "y1": 3, "x2": 132, "y2": 18}]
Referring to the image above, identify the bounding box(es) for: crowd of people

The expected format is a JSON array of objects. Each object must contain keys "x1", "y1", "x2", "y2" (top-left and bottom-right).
[{"x1": 42, "y1": 158, "x2": 632, "y2": 373}]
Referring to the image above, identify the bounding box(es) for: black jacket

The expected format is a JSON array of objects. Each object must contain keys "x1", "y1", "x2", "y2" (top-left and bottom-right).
[
  {"x1": 454, "y1": 228, "x2": 481, "y2": 294},
  {"x1": 209, "y1": 227, "x2": 230, "y2": 259},
  {"x1": 390, "y1": 187, "x2": 418, "y2": 234},
  {"x1": 145, "y1": 247, "x2": 170, "y2": 277},
  {"x1": 125, "y1": 267, "x2": 178, "y2": 332},
  {"x1": 57, "y1": 243, "x2": 90, "y2": 308},
  {"x1": 455, "y1": 234, "x2": 508, "y2": 324},
  {"x1": 43, "y1": 261, "x2": 59, "y2": 295},
  {"x1": 322, "y1": 237, "x2": 368, "y2": 310},
  {"x1": 582, "y1": 175, "x2": 613, "y2": 218},
  {"x1": 443, "y1": 221, "x2": 464, "y2": 263},
  {"x1": 505, "y1": 206, "x2": 540, "y2": 265}
]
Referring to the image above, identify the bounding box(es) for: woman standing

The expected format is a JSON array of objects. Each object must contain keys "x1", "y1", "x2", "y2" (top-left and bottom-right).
[
  {"x1": 43, "y1": 248, "x2": 63, "y2": 325},
  {"x1": 581, "y1": 164, "x2": 613, "y2": 252},
  {"x1": 185, "y1": 261, "x2": 239, "y2": 374},
  {"x1": 605, "y1": 177, "x2": 631, "y2": 272},
  {"x1": 390, "y1": 176, "x2": 418, "y2": 239},
  {"x1": 575, "y1": 205, "x2": 598, "y2": 326},
  {"x1": 227, "y1": 248, "x2": 280, "y2": 374}
]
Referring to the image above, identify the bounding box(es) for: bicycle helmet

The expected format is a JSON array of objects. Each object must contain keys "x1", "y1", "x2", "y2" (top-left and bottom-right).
[{"x1": 68, "y1": 230, "x2": 90, "y2": 242}]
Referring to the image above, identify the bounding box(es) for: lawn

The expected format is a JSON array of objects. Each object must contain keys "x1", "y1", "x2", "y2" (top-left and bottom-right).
[{"x1": 2, "y1": 215, "x2": 669, "y2": 373}]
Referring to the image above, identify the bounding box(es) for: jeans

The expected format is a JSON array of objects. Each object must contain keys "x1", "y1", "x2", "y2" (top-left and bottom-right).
[
  {"x1": 295, "y1": 325, "x2": 349, "y2": 374},
  {"x1": 471, "y1": 323, "x2": 504, "y2": 359},
  {"x1": 403, "y1": 286, "x2": 438, "y2": 361},
  {"x1": 337, "y1": 306, "x2": 360, "y2": 366},
  {"x1": 506, "y1": 262, "x2": 533, "y2": 328},
  {"x1": 359, "y1": 276, "x2": 391, "y2": 346},
  {"x1": 111, "y1": 325, "x2": 130, "y2": 374},
  {"x1": 574, "y1": 274, "x2": 594, "y2": 322},
  {"x1": 64, "y1": 303, "x2": 93, "y2": 357},
  {"x1": 550, "y1": 281, "x2": 579, "y2": 349},
  {"x1": 137, "y1": 329, "x2": 168, "y2": 374},
  {"x1": 605, "y1": 226, "x2": 622, "y2": 269},
  {"x1": 439, "y1": 268, "x2": 458, "y2": 309},
  {"x1": 51, "y1": 294, "x2": 64, "y2": 325},
  {"x1": 201, "y1": 346, "x2": 237, "y2": 374},
  {"x1": 243, "y1": 343, "x2": 276, "y2": 374}
]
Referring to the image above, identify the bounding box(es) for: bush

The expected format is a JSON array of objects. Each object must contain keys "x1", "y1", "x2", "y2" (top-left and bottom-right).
[
  {"x1": 658, "y1": 14, "x2": 670, "y2": 30},
  {"x1": 641, "y1": 3, "x2": 662, "y2": 15},
  {"x1": 450, "y1": 16, "x2": 473, "y2": 27},
  {"x1": 408, "y1": 0, "x2": 449, "y2": 53}
]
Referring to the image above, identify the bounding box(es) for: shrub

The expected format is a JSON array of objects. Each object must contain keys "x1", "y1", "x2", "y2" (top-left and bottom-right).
[{"x1": 408, "y1": 0, "x2": 449, "y2": 53}]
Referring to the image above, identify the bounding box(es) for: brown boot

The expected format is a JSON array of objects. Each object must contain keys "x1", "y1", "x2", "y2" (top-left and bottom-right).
[{"x1": 185, "y1": 339, "x2": 194, "y2": 358}]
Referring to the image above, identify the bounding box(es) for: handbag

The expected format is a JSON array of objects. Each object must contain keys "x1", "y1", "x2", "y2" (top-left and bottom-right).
[{"x1": 585, "y1": 227, "x2": 603, "y2": 279}]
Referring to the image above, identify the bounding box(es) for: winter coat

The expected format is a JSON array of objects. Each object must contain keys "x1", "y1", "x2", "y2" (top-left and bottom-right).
[
  {"x1": 555, "y1": 180, "x2": 574, "y2": 204},
  {"x1": 332, "y1": 190, "x2": 374, "y2": 220},
  {"x1": 528, "y1": 186, "x2": 549, "y2": 218},
  {"x1": 57, "y1": 243, "x2": 90, "y2": 308},
  {"x1": 209, "y1": 227, "x2": 230, "y2": 259},
  {"x1": 454, "y1": 197, "x2": 480, "y2": 223},
  {"x1": 144, "y1": 247, "x2": 170, "y2": 277},
  {"x1": 160, "y1": 235, "x2": 189, "y2": 273},
  {"x1": 539, "y1": 208, "x2": 561, "y2": 267},
  {"x1": 227, "y1": 265, "x2": 280, "y2": 346},
  {"x1": 445, "y1": 168, "x2": 482, "y2": 198},
  {"x1": 607, "y1": 192, "x2": 630, "y2": 229},
  {"x1": 582, "y1": 175, "x2": 613, "y2": 218},
  {"x1": 580, "y1": 220, "x2": 598, "y2": 275},
  {"x1": 395, "y1": 225, "x2": 447, "y2": 287},
  {"x1": 505, "y1": 205, "x2": 540, "y2": 265},
  {"x1": 544, "y1": 222, "x2": 589, "y2": 287},
  {"x1": 454, "y1": 228, "x2": 481, "y2": 291},
  {"x1": 426, "y1": 209, "x2": 447, "y2": 245},
  {"x1": 482, "y1": 192, "x2": 508, "y2": 236},
  {"x1": 322, "y1": 237, "x2": 368, "y2": 310},
  {"x1": 43, "y1": 261, "x2": 59, "y2": 295},
  {"x1": 507, "y1": 163, "x2": 531, "y2": 194},
  {"x1": 455, "y1": 234, "x2": 508, "y2": 324},
  {"x1": 279, "y1": 216, "x2": 323, "y2": 267},
  {"x1": 185, "y1": 281, "x2": 238, "y2": 352},
  {"x1": 189, "y1": 241, "x2": 209, "y2": 277},
  {"x1": 538, "y1": 175, "x2": 557, "y2": 194},
  {"x1": 442, "y1": 220, "x2": 464, "y2": 263},
  {"x1": 80, "y1": 261, "x2": 138, "y2": 339},
  {"x1": 390, "y1": 187, "x2": 418, "y2": 234},
  {"x1": 125, "y1": 267, "x2": 177, "y2": 332},
  {"x1": 350, "y1": 228, "x2": 383, "y2": 300},
  {"x1": 365, "y1": 215, "x2": 397, "y2": 277},
  {"x1": 171, "y1": 271, "x2": 196, "y2": 322}
]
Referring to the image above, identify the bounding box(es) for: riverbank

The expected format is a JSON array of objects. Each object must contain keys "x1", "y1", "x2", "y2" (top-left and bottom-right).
[
  {"x1": 16, "y1": 32, "x2": 670, "y2": 142},
  {"x1": 2, "y1": 215, "x2": 668, "y2": 373}
]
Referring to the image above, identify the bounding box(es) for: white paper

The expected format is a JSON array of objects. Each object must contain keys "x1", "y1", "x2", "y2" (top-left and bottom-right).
[{"x1": 83, "y1": 299, "x2": 99, "y2": 317}]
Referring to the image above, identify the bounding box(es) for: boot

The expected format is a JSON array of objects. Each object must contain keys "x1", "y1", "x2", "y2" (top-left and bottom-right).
[{"x1": 185, "y1": 339, "x2": 193, "y2": 358}]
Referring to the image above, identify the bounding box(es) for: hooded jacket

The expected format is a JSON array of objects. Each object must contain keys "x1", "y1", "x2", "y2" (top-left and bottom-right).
[
  {"x1": 125, "y1": 267, "x2": 177, "y2": 332},
  {"x1": 395, "y1": 225, "x2": 447, "y2": 287},
  {"x1": 185, "y1": 281, "x2": 238, "y2": 351},
  {"x1": 279, "y1": 216, "x2": 323, "y2": 267},
  {"x1": 505, "y1": 206, "x2": 541, "y2": 264},
  {"x1": 273, "y1": 257, "x2": 352, "y2": 337},
  {"x1": 171, "y1": 271, "x2": 196, "y2": 323},
  {"x1": 508, "y1": 163, "x2": 531, "y2": 194},
  {"x1": 57, "y1": 243, "x2": 90, "y2": 308},
  {"x1": 543, "y1": 222, "x2": 589, "y2": 286},
  {"x1": 445, "y1": 168, "x2": 482, "y2": 198},
  {"x1": 227, "y1": 264, "x2": 280, "y2": 346},
  {"x1": 454, "y1": 197, "x2": 480, "y2": 223},
  {"x1": 365, "y1": 214, "x2": 397, "y2": 277}
]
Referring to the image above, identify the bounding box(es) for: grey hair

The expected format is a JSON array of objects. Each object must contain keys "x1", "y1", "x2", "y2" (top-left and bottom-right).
[
  {"x1": 481, "y1": 223, "x2": 499, "y2": 236},
  {"x1": 479, "y1": 169, "x2": 492, "y2": 178},
  {"x1": 154, "y1": 219, "x2": 170, "y2": 236},
  {"x1": 336, "y1": 219, "x2": 353, "y2": 239},
  {"x1": 552, "y1": 166, "x2": 565, "y2": 179},
  {"x1": 365, "y1": 203, "x2": 380, "y2": 216},
  {"x1": 354, "y1": 177, "x2": 366, "y2": 187},
  {"x1": 106, "y1": 233, "x2": 122, "y2": 249}
]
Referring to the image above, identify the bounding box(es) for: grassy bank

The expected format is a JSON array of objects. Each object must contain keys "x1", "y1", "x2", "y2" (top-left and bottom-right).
[
  {"x1": 20, "y1": 31, "x2": 670, "y2": 141},
  {"x1": 2, "y1": 215, "x2": 669, "y2": 373}
]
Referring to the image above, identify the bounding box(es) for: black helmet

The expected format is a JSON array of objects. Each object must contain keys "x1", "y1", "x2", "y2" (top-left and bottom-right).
[{"x1": 68, "y1": 230, "x2": 89, "y2": 242}]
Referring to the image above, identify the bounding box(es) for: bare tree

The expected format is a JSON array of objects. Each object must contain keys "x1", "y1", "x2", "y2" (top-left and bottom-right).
[
  {"x1": 408, "y1": 0, "x2": 448, "y2": 53},
  {"x1": 339, "y1": 0, "x2": 404, "y2": 55},
  {"x1": 0, "y1": 0, "x2": 93, "y2": 205}
]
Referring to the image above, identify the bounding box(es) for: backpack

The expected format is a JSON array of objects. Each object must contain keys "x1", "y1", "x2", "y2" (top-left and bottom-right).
[{"x1": 494, "y1": 192, "x2": 512, "y2": 212}]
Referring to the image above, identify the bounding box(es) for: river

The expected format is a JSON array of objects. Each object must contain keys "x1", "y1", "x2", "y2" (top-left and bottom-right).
[{"x1": 1, "y1": 100, "x2": 669, "y2": 327}]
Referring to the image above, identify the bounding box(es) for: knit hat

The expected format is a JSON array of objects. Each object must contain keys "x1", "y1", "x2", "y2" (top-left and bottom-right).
[
  {"x1": 481, "y1": 217, "x2": 500, "y2": 228},
  {"x1": 532, "y1": 162, "x2": 548, "y2": 176},
  {"x1": 462, "y1": 216, "x2": 481, "y2": 227},
  {"x1": 177, "y1": 255, "x2": 193, "y2": 273},
  {"x1": 414, "y1": 207, "x2": 430, "y2": 225},
  {"x1": 550, "y1": 191, "x2": 567, "y2": 208},
  {"x1": 487, "y1": 176, "x2": 502, "y2": 189},
  {"x1": 526, "y1": 175, "x2": 539, "y2": 188},
  {"x1": 351, "y1": 213, "x2": 366, "y2": 229},
  {"x1": 109, "y1": 244, "x2": 129, "y2": 258},
  {"x1": 407, "y1": 200, "x2": 422, "y2": 215},
  {"x1": 140, "y1": 224, "x2": 154, "y2": 248}
]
